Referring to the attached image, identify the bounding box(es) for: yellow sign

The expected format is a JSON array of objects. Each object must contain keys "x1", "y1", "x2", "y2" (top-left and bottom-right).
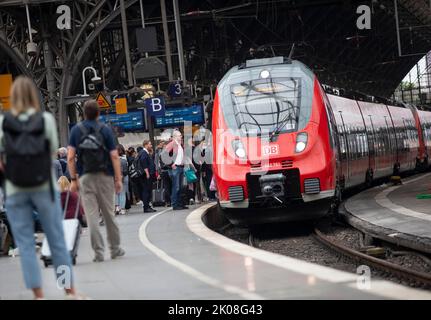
[
  {"x1": 0, "y1": 74, "x2": 13, "y2": 111},
  {"x1": 115, "y1": 97, "x2": 128, "y2": 115},
  {"x1": 96, "y1": 92, "x2": 111, "y2": 109}
]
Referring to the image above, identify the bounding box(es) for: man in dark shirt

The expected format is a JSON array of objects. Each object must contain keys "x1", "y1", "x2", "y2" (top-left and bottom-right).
[
  {"x1": 140, "y1": 140, "x2": 156, "y2": 213},
  {"x1": 67, "y1": 100, "x2": 125, "y2": 262}
]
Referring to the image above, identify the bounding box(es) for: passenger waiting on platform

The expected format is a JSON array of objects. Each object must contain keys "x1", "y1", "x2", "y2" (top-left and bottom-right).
[
  {"x1": 68, "y1": 99, "x2": 125, "y2": 263},
  {"x1": 155, "y1": 141, "x2": 171, "y2": 206},
  {"x1": 201, "y1": 140, "x2": 216, "y2": 201},
  {"x1": 185, "y1": 138, "x2": 198, "y2": 205},
  {"x1": 58, "y1": 147, "x2": 70, "y2": 180},
  {"x1": 115, "y1": 144, "x2": 129, "y2": 215},
  {"x1": 139, "y1": 140, "x2": 157, "y2": 213},
  {"x1": 0, "y1": 76, "x2": 81, "y2": 299},
  {"x1": 164, "y1": 130, "x2": 188, "y2": 210},
  {"x1": 53, "y1": 159, "x2": 63, "y2": 180},
  {"x1": 126, "y1": 147, "x2": 141, "y2": 205}
]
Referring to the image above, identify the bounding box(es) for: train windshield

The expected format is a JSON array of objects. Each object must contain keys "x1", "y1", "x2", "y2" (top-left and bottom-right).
[
  {"x1": 218, "y1": 61, "x2": 314, "y2": 136},
  {"x1": 230, "y1": 78, "x2": 301, "y2": 134}
]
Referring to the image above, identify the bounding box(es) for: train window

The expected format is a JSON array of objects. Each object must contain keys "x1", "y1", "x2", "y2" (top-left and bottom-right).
[{"x1": 338, "y1": 124, "x2": 347, "y2": 160}]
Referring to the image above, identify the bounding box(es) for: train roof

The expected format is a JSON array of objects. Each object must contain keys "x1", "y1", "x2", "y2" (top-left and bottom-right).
[{"x1": 218, "y1": 57, "x2": 315, "y2": 88}]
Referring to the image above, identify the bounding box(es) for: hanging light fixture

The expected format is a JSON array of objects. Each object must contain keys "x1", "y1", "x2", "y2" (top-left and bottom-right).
[{"x1": 25, "y1": 4, "x2": 37, "y2": 56}]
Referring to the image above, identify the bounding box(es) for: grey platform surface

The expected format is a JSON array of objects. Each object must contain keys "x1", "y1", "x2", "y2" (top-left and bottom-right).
[
  {"x1": 344, "y1": 173, "x2": 431, "y2": 253},
  {"x1": 0, "y1": 204, "x2": 419, "y2": 300}
]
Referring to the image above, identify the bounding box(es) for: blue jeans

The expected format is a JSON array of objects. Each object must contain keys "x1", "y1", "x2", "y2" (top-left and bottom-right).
[
  {"x1": 169, "y1": 166, "x2": 184, "y2": 208},
  {"x1": 116, "y1": 176, "x2": 129, "y2": 209},
  {"x1": 6, "y1": 190, "x2": 74, "y2": 289}
]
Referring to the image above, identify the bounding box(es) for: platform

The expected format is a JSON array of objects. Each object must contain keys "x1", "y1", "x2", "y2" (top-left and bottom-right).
[
  {"x1": 343, "y1": 173, "x2": 431, "y2": 254},
  {"x1": 0, "y1": 204, "x2": 429, "y2": 300}
]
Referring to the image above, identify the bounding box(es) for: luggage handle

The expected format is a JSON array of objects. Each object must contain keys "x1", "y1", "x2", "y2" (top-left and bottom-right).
[{"x1": 156, "y1": 177, "x2": 163, "y2": 190}]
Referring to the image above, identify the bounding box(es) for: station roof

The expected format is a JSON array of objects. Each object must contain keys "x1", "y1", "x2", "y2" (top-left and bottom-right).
[
  {"x1": 0, "y1": 0, "x2": 430, "y2": 99},
  {"x1": 174, "y1": 0, "x2": 431, "y2": 98}
]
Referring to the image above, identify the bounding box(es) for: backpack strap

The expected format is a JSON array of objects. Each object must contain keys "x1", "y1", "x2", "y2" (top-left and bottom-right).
[
  {"x1": 78, "y1": 122, "x2": 88, "y2": 136},
  {"x1": 74, "y1": 193, "x2": 81, "y2": 219}
]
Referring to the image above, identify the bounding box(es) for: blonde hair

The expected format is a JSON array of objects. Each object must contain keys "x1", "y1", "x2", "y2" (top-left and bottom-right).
[
  {"x1": 9, "y1": 76, "x2": 41, "y2": 115},
  {"x1": 58, "y1": 176, "x2": 70, "y2": 193}
]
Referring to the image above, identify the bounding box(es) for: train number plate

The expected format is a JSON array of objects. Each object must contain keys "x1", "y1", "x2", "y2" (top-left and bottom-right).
[{"x1": 262, "y1": 145, "x2": 279, "y2": 156}]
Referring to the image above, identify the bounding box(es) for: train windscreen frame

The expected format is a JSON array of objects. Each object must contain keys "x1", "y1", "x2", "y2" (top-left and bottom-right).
[{"x1": 217, "y1": 60, "x2": 314, "y2": 137}]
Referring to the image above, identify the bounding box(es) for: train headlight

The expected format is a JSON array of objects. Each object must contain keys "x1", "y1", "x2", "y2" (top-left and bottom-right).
[
  {"x1": 295, "y1": 133, "x2": 308, "y2": 153},
  {"x1": 232, "y1": 140, "x2": 246, "y2": 159},
  {"x1": 260, "y1": 70, "x2": 270, "y2": 79}
]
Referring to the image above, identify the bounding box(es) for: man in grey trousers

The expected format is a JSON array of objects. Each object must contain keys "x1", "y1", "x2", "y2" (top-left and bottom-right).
[{"x1": 67, "y1": 100, "x2": 125, "y2": 262}]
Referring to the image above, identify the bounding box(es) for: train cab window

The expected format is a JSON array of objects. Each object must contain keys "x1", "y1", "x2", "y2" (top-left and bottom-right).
[{"x1": 217, "y1": 61, "x2": 314, "y2": 137}]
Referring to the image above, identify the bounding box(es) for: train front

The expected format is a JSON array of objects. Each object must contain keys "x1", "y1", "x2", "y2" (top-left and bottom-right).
[{"x1": 212, "y1": 57, "x2": 337, "y2": 225}]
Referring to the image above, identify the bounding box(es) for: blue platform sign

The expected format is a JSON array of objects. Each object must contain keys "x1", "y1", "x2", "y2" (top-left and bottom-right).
[
  {"x1": 168, "y1": 81, "x2": 183, "y2": 98},
  {"x1": 145, "y1": 96, "x2": 165, "y2": 116},
  {"x1": 154, "y1": 103, "x2": 205, "y2": 128},
  {"x1": 99, "y1": 110, "x2": 146, "y2": 132}
]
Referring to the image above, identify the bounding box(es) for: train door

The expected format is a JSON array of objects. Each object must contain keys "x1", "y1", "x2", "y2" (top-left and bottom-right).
[
  {"x1": 357, "y1": 103, "x2": 375, "y2": 182},
  {"x1": 321, "y1": 88, "x2": 341, "y2": 184},
  {"x1": 359, "y1": 102, "x2": 391, "y2": 179},
  {"x1": 338, "y1": 112, "x2": 350, "y2": 185}
]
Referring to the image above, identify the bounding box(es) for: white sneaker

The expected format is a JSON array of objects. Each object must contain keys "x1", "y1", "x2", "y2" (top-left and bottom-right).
[
  {"x1": 136, "y1": 201, "x2": 143, "y2": 205},
  {"x1": 120, "y1": 209, "x2": 126, "y2": 215},
  {"x1": 8, "y1": 248, "x2": 19, "y2": 257}
]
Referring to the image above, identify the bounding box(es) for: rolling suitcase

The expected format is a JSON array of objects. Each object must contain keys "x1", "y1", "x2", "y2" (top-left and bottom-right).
[
  {"x1": 152, "y1": 180, "x2": 165, "y2": 207},
  {"x1": 41, "y1": 192, "x2": 81, "y2": 267}
]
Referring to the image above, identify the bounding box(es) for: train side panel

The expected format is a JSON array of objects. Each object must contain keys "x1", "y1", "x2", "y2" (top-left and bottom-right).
[
  {"x1": 386, "y1": 105, "x2": 419, "y2": 172},
  {"x1": 327, "y1": 95, "x2": 369, "y2": 188}
]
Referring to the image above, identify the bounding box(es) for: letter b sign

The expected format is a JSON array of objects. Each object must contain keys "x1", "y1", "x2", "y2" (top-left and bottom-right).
[{"x1": 145, "y1": 97, "x2": 165, "y2": 116}]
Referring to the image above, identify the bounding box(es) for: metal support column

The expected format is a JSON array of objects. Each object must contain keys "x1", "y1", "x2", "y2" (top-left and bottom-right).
[
  {"x1": 42, "y1": 39, "x2": 57, "y2": 112},
  {"x1": 417, "y1": 62, "x2": 422, "y2": 104},
  {"x1": 161, "y1": 0, "x2": 174, "y2": 81},
  {"x1": 173, "y1": 0, "x2": 186, "y2": 86},
  {"x1": 394, "y1": 0, "x2": 402, "y2": 57},
  {"x1": 120, "y1": 0, "x2": 134, "y2": 87}
]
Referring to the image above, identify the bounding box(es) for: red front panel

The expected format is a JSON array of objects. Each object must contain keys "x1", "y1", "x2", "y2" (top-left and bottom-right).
[{"x1": 212, "y1": 79, "x2": 336, "y2": 203}]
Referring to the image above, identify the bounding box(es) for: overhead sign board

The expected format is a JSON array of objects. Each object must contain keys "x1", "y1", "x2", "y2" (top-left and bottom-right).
[
  {"x1": 154, "y1": 103, "x2": 205, "y2": 128},
  {"x1": 145, "y1": 96, "x2": 165, "y2": 117},
  {"x1": 115, "y1": 97, "x2": 128, "y2": 115},
  {"x1": 96, "y1": 92, "x2": 111, "y2": 109},
  {"x1": 168, "y1": 82, "x2": 183, "y2": 98},
  {"x1": 0, "y1": 74, "x2": 13, "y2": 111},
  {"x1": 99, "y1": 110, "x2": 146, "y2": 132}
]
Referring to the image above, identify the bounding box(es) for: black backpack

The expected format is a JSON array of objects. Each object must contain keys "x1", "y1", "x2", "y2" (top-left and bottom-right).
[
  {"x1": 129, "y1": 152, "x2": 145, "y2": 179},
  {"x1": 77, "y1": 122, "x2": 108, "y2": 174},
  {"x1": 120, "y1": 157, "x2": 128, "y2": 177},
  {"x1": 2, "y1": 112, "x2": 51, "y2": 187}
]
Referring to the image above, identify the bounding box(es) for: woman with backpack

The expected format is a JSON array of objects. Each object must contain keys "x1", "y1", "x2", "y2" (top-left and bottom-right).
[
  {"x1": 0, "y1": 76, "x2": 83, "y2": 300},
  {"x1": 115, "y1": 144, "x2": 129, "y2": 215}
]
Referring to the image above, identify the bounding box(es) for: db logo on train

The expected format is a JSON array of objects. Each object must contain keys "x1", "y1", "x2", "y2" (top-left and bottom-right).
[{"x1": 262, "y1": 145, "x2": 279, "y2": 156}]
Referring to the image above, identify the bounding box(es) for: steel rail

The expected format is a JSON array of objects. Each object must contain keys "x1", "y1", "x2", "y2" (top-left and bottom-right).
[{"x1": 314, "y1": 227, "x2": 431, "y2": 286}]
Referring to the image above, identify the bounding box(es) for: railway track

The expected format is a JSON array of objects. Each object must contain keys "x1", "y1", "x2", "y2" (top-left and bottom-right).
[{"x1": 313, "y1": 227, "x2": 431, "y2": 287}]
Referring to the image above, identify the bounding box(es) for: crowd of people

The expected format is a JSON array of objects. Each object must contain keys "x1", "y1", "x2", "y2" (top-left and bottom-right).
[{"x1": 0, "y1": 76, "x2": 216, "y2": 300}]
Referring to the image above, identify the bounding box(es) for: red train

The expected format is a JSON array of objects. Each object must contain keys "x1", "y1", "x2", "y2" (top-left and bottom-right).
[{"x1": 212, "y1": 56, "x2": 431, "y2": 225}]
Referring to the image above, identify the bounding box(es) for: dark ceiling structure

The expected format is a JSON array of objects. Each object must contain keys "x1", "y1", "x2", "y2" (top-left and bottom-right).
[
  {"x1": 0, "y1": 0, "x2": 430, "y2": 143},
  {"x1": 172, "y1": 0, "x2": 431, "y2": 98}
]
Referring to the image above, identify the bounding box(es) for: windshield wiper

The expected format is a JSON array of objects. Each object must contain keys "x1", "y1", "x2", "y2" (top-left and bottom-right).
[{"x1": 269, "y1": 101, "x2": 298, "y2": 142}]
